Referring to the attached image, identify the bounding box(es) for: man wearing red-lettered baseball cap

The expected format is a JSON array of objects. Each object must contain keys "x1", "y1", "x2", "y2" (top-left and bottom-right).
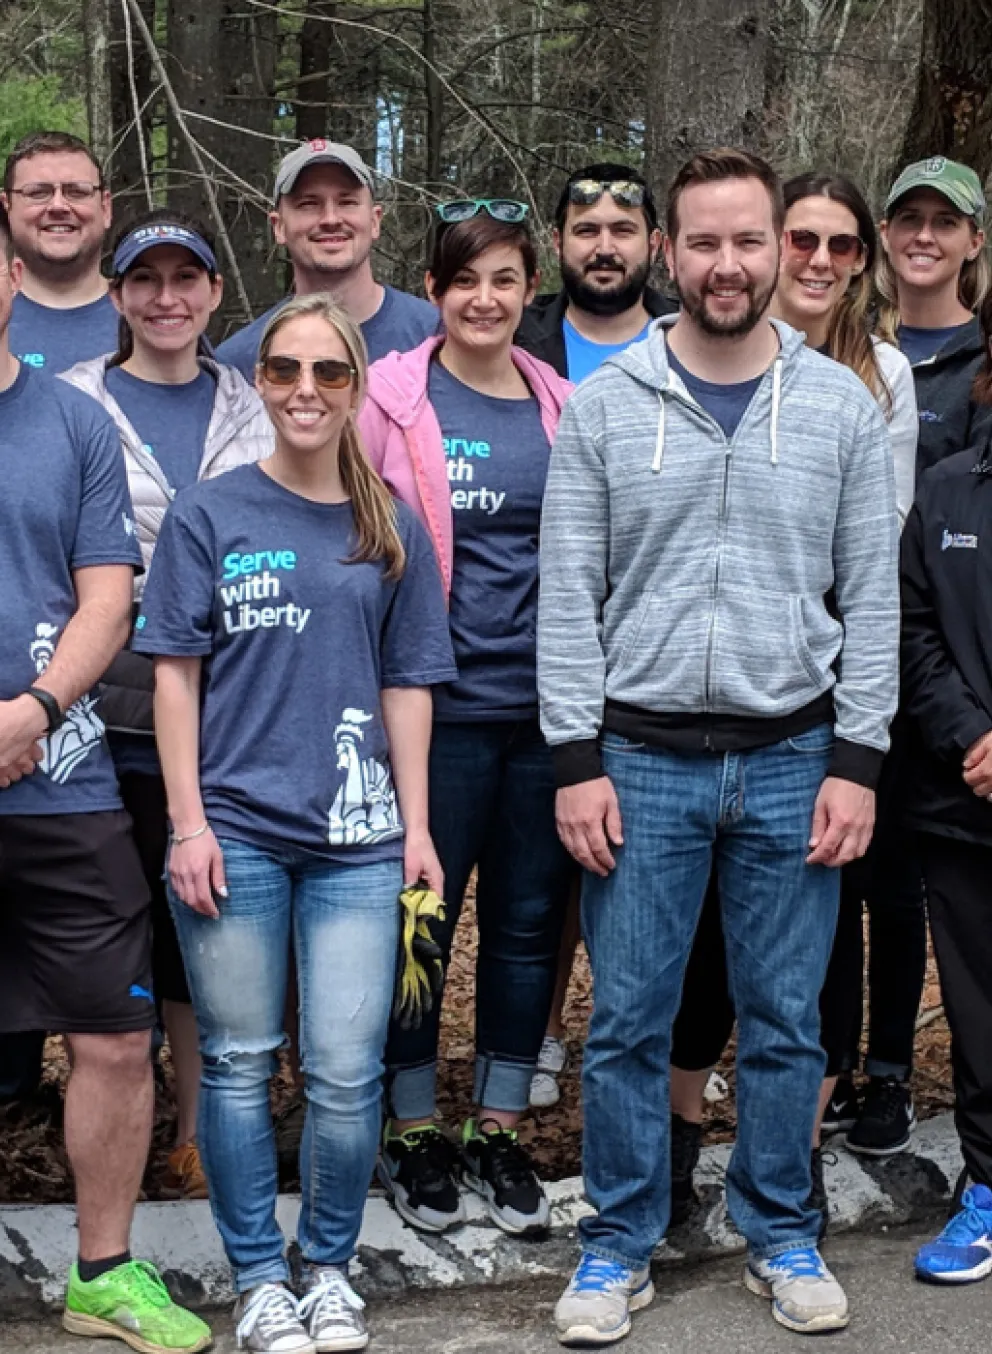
[{"x1": 217, "y1": 139, "x2": 437, "y2": 378}]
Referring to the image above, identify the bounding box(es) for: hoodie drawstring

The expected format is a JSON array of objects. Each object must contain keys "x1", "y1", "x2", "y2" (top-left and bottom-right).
[
  {"x1": 770, "y1": 357, "x2": 782, "y2": 466},
  {"x1": 651, "y1": 391, "x2": 666, "y2": 473}
]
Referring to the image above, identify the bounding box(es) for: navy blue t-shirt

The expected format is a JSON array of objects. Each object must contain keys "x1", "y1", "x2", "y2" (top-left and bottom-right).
[
  {"x1": 897, "y1": 322, "x2": 972, "y2": 367},
  {"x1": 563, "y1": 315, "x2": 651, "y2": 384},
  {"x1": 10, "y1": 292, "x2": 119, "y2": 375},
  {"x1": 0, "y1": 366, "x2": 142, "y2": 815},
  {"x1": 105, "y1": 366, "x2": 216, "y2": 492},
  {"x1": 667, "y1": 347, "x2": 764, "y2": 440},
  {"x1": 133, "y1": 464, "x2": 456, "y2": 858},
  {"x1": 428, "y1": 361, "x2": 551, "y2": 722},
  {"x1": 216, "y1": 286, "x2": 438, "y2": 381}
]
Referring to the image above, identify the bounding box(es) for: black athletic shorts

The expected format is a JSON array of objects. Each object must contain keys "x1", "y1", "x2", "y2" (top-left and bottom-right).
[{"x1": 0, "y1": 810, "x2": 155, "y2": 1035}]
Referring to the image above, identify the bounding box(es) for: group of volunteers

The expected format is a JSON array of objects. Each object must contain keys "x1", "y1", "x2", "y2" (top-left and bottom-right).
[{"x1": 0, "y1": 119, "x2": 991, "y2": 1354}]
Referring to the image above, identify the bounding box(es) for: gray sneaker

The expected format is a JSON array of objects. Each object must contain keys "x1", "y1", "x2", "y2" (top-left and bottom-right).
[
  {"x1": 530, "y1": 1035, "x2": 567, "y2": 1108},
  {"x1": 744, "y1": 1246, "x2": 849, "y2": 1332},
  {"x1": 235, "y1": 1283, "x2": 315, "y2": 1353},
  {"x1": 297, "y1": 1266, "x2": 368, "y2": 1352},
  {"x1": 555, "y1": 1253, "x2": 654, "y2": 1345}
]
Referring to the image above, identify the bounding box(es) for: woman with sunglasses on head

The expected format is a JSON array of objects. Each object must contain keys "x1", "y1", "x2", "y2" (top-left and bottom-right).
[
  {"x1": 667, "y1": 172, "x2": 919, "y2": 1233},
  {"x1": 878, "y1": 157, "x2": 990, "y2": 474},
  {"x1": 358, "y1": 198, "x2": 574, "y2": 1239},
  {"x1": 61, "y1": 208, "x2": 273, "y2": 1202},
  {"x1": 132, "y1": 296, "x2": 456, "y2": 1354}
]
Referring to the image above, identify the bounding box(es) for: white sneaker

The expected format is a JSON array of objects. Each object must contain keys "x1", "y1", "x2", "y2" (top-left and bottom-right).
[
  {"x1": 530, "y1": 1035, "x2": 567, "y2": 1108},
  {"x1": 744, "y1": 1246, "x2": 849, "y2": 1332},
  {"x1": 235, "y1": 1283, "x2": 315, "y2": 1354},
  {"x1": 297, "y1": 1267, "x2": 368, "y2": 1352},
  {"x1": 554, "y1": 1253, "x2": 654, "y2": 1345}
]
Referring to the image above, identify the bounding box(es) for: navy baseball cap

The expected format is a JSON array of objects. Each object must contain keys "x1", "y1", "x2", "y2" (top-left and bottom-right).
[{"x1": 113, "y1": 222, "x2": 218, "y2": 276}]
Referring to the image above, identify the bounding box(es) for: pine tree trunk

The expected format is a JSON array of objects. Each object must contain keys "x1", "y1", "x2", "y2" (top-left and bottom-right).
[{"x1": 901, "y1": 0, "x2": 992, "y2": 181}]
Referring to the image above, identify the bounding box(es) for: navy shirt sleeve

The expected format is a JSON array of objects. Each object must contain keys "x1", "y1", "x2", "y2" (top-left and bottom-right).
[
  {"x1": 135, "y1": 503, "x2": 216, "y2": 655},
  {"x1": 71, "y1": 401, "x2": 143, "y2": 570},
  {"x1": 381, "y1": 512, "x2": 458, "y2": 687}
]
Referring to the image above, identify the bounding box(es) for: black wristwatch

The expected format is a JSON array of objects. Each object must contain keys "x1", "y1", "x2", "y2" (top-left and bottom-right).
[{"x1": 25, "y1": 686, "x2": 64, "y2": 734}]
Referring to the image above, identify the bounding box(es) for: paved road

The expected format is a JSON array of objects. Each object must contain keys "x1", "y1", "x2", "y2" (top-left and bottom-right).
[{"x1": 2, "y1": 1224, "x2": 983, "y2": 1353}]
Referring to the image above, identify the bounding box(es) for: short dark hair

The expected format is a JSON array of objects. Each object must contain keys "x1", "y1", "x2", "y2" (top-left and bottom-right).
[
  {"x1": 666, "y1": 148, "x2": 784, "y2": 238},
  {"x1": 555, "y1": 162, "x2": 658, "y2": 233},
  {"x1": 427, "y1": 213, "x2": 538, "y2": 298},
  {"x1": 4, "y1": 131, "x2": 105, "y2": 194},
  {"x1": 0, "y1": 203, "x2": 12, "y2": 263}
]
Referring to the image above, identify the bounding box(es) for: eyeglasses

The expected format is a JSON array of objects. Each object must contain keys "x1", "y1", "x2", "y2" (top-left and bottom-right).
[
  {"x1": 567, "y1": 178, "x2": 647, "y2": 210},
  {"x1": 435, "y1": 199, "x2": 529, "y2": 224},
  {"x1": 785, "y1": 229, "x2": 864, "y2": 264},
  {"x1": 259, "y1": 355, "x2": 356, "y2": 390},
  {"x1": 8, "y1": 182, "x2": 103, "y2": 204}
]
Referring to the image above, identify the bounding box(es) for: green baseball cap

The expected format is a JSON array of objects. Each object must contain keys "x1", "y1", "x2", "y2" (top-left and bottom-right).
[{"x1": 885, "y1": 156, "x2": 986, "y2": 221}]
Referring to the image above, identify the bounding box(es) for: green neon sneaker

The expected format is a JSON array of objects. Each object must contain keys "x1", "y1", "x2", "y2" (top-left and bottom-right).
[{"x1": 63, "y1": 1259, "x2": 213, "y2": 1353}]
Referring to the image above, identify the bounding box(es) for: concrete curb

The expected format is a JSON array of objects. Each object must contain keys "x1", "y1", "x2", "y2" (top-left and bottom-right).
[{"x1": 0, "y1": 1113, "x2": 962, "y2": 1314}]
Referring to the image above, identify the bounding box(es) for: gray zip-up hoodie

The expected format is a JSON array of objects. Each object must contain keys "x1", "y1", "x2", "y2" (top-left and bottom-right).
[{"x1": 537, "y1": 316, "x2": 900, "y2": 785}]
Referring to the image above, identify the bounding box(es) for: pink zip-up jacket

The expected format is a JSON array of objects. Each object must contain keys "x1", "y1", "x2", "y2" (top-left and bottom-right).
[{"x1": 358, "y1": 335, "x2": 573, "y2": 594}]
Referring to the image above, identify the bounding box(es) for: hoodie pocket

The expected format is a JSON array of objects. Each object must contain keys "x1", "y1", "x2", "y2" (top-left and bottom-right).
[
  {"x1": 607, "y1": 583, "x2": 711, "y2": 708},
  {"x1": 710, "y1": 587, "x2": 830, "y2": 711}
]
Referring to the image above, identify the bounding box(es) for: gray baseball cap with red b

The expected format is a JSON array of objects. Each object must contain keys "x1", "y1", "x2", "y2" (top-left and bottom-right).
[{"x1": 272, "y1": 139, "x2": 375, "y2": 204}]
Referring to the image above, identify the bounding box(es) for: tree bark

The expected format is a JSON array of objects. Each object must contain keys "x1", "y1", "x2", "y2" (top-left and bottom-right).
[
  {"x1": 644, "y1": 0, "x2": 770, "y2": 205},
  {"x1": 901, "y1": 0, "x2": 992, "y2": 181},
  {"x1": 110, "y1": 0, "x2": 157, "y2": 204},
  {"x1": 82, "y1": 0, "x2": 114, "y2": 167},
  {"x1": 424, "y1": 0, "x2": 444, "y2": 190},
  {"x1": 296, "y1": 0, "x2": 335, "y2": 142}
]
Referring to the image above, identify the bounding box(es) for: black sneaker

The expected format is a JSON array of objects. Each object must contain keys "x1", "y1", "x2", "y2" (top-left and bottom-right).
[
  {"x1": 460, "y1": 1118, "x2": 550, "y2": 1235},
  {"x1": 377, "y1": 1125, "x2": 466, "y2": 1232},
  {"x1": 821, "y1": 1076, "x2": 860, "y2": 1137},
  {"x1": 845, "y1": 1076, "x2": 916, "y2": 1157},
  {"x1": 808, "y1": 1146, "x2": 834, "y2": 1241},
  {"x1": 670, "y1": 1113, "x2": 702, "y2": 1227}
]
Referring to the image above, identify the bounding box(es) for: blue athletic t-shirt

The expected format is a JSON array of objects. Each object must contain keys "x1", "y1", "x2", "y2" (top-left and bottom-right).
[
  {"x1": 105, "y1": 366, "x2": 216, "y2": 492},
  {"x1": 428, "y1": 361, "x2": 551, "y2": 722},
  {"x1": 667, "y1": 347, "x2": 764, "y2": 440},
  {"x1": 133, "y1": 464, "x2": 457, "y2": 858},
  {"x1": 563, "y1": 315, "x2": 651, "y2": 384},
  {"x1": 215, "y1": 286, "x2": 439, "y2": 381},
  {"x1": 0, "y1": 365, "x2": 142, "y2": 815},
  {"x1": 9, "y1": 292, "x2": 119, "y2": 375},
  {"x1": 897, "y1": 322, "x2": 972, "y2": 367}
]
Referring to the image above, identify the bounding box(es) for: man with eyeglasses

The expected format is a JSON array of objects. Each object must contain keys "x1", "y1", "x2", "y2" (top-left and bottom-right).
[
  {"x1": 217, "y1": 139, "x2": 437, "y2": 378},
  {"x1": 0, "y1": 131, "x2": 120, "y2": 1118},
  {"x1": 1, "y1": 131, "x2": 118, "y2": 375},
  {"x1": 516, "y1": 163, "x2": 675, "y2": 382}
]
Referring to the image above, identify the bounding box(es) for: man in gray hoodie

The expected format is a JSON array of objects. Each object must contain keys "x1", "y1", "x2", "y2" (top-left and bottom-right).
[{"x1": 540, "y1": 149, "x2": 899, "y2": 1346}]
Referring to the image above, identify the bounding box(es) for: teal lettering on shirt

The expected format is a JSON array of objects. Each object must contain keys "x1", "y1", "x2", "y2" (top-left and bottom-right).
[{"x1": 222, "y1": 549, "x2": 298, "y2": 580}]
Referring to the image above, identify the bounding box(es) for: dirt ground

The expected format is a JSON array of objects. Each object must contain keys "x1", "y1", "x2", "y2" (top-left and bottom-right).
[{"x1": 0, "y1": 892, "x2": 952, "y2": 1203}]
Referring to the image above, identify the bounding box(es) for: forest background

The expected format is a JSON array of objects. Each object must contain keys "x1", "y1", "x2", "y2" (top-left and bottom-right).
[{"x1": 2, "y1": 0, "x2": 990, "y2": 339}]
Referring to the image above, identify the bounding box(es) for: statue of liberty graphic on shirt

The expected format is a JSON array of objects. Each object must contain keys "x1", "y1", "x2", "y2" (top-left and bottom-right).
[
  {"x1": 327, "y1": 707, "x2": 401, "y2": 845},
  {"x1": 29, "y1": 623, "x2": 105, "y2": 784}
]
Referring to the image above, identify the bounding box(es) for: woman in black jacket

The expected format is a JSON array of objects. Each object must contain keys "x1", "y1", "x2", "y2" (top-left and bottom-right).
[{"x1": 901, "y1": 287, "x2": 992, "y2": 1285}]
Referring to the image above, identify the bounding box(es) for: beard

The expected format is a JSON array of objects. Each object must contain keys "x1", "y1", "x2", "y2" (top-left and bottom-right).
[
  {"x1": 676, "y1": 269, "x2": 778, "y2": 338},
  {"x1": 560, "y1": 254, "x2": 652, "y2": 316}
]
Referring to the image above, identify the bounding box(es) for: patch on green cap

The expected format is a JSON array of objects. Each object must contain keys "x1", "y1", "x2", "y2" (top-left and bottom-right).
[{"x1": 885, "y1": 156, "x2": 986, "y2": 220}]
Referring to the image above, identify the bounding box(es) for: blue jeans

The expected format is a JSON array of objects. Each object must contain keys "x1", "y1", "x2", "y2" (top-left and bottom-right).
[
  {"x1": 580, "y1": 726, "x2": 840, "y2": 1267},
  {"x1": 385, "y1": 720, "x2": 572, "y2": 1117},
  {"x1": 170, "y1": 838, "x2": 401, "y2": 1291}
]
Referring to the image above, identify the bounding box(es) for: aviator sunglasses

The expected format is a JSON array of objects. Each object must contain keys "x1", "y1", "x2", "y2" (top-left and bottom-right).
[
  {"x1": 785, "y1": 228, "x2": 865, "y2": 265},
  {"x1": 435, "y1": 198, "x2": 530, "y2": 224},
  {"x1": 568, "y1": 178, "x2": 647, "y2": 209},
  {"x1": 259, "y1": 355, "x2": 356, "y2": 390}
]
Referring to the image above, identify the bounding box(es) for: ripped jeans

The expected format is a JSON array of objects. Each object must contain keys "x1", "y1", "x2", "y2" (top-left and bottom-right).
[{"x1": 169, "y1": 837, "x2": 401, "y2": 1291}]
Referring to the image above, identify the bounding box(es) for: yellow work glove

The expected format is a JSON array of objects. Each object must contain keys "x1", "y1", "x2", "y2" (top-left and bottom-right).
[{"x1": 393, "y1": 884, "x2": 447, "y2": 1030}]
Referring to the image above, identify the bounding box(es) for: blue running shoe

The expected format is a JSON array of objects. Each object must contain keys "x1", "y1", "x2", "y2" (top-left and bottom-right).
[
  {"x1": 915, "y1": 1184, "x2": 992, "y2": 1284},
  {"x1": 554, "y1": 1253, "x2": 654, "y2": 1346}
]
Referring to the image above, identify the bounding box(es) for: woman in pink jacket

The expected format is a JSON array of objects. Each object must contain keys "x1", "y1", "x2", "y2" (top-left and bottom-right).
[{"x1": 360, "y1": 201, "x2": 573, "y2": 1240}]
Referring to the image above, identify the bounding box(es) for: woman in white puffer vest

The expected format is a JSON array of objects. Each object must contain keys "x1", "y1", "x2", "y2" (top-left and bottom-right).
[{"x1": 61, "y1": 209, "x2": 272, "y2": 1201}]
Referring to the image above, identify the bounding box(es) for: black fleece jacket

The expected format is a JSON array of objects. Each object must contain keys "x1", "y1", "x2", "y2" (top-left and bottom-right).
[
  {"x1": 910, "y1": 316, "x2": 992, "y2": 475},
  {"x1": 901, "y1": 436, "x2": 992, "y2": 844}
]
